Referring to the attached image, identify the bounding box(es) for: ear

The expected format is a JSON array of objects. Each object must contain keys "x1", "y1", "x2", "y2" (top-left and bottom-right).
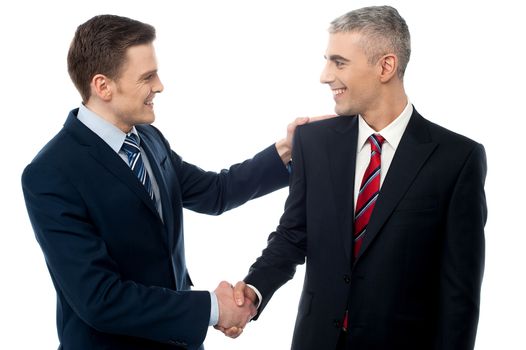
[
  {"x1": 90, "y1": 74, "x2": 113, "y2": 101},
  {"x1": 378, "y1": 53, "x2": 398, "y2": 83}
]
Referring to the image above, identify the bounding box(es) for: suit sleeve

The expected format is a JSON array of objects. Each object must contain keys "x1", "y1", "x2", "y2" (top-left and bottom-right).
[
  {"x1": 437, "y1": 143, "x2": 487, "y2": 349},
  {"x1": 175, "y1": 143, "x2": 289, "y2": 215},
  {"x1": 22, "y1": 163, "x2": 210, "y2": 348},
  {"x1": 244, "y1": 128, "x2": 308, "y2": 317}
]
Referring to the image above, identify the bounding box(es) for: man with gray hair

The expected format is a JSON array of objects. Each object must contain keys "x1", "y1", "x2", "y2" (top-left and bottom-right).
[{"x1": 230, "y1": 5, "x2": 486, "y2": 349}]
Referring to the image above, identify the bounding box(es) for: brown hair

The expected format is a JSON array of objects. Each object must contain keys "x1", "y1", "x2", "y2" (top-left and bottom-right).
[{"x1": 67, "y1": 14, "x2": 156, "y2": 102}]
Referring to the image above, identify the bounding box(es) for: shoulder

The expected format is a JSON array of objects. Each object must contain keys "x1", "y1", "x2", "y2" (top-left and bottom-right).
[
  {"x1": 297, "y1": 115, "x2": 357, "y2": 138},
  {"x1": 21, "y1": 129, "x2": 75, "y2": 191},
  {"x1": 413, "y1": 109, "x2": 482, "y2": 150},
  {"x1": 28, "y1": 127, "x2": 75, "y2": 169},
  {"x1": 411, "y1": 110, "x2": 486, "y2": 171}
]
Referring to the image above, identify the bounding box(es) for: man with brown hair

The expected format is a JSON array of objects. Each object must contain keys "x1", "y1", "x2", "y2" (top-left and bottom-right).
[{"x1": 22, "y1": 14, "x2": 313, "y2": 349}]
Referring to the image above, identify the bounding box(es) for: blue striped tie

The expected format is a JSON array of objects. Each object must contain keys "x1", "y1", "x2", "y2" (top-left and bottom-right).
[{"x1": 121, "y1": 133, "x2": 155, "y2": 202}]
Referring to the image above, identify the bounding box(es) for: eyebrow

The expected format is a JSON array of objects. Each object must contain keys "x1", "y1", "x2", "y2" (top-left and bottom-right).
[
  {"x1": 139, "y1": 69, "x2": 157, "y2": 79},
  {"x1": 325, "y1": 55, "x2": 350, "y2": 63}
]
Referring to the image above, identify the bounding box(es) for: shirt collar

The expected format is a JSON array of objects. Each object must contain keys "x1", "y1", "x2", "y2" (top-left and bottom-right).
[
  {"x1": 357, "y1": 99, "x2": 413, "y2": 152},
  {"x1": 77, "y1": 104, "x2": 139, "y2": 153}
]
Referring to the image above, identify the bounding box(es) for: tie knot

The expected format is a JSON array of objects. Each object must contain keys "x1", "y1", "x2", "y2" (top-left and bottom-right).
[
  {"x1": 122, "y1": 133, "x2": 141, "y2": 155},
  {"x1": 368, "y1": 134, "x2": 385, "y2": 154}
]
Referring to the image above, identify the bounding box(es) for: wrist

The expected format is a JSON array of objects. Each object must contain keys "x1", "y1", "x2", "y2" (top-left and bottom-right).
[
  {"x1": 209, "y1": 291, "x2": 219, "y2": 326},
  {"x1": 246, "y1": 284, "x2": 262, "y2": 309},
  {"x1": 275, "y1": 139, "x2": 292, "y2": 165}
]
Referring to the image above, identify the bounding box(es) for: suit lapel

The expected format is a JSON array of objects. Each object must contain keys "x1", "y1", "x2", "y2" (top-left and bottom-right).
[
  {"x1": 140, "y1": 140, "x2": 169, "y2": 219},
  {"x1": 140, "y1": 137, "x2": 177, "y2": 246},
  {"x1": 327, "y1": 116, "x2": 359, "y2": 262},
  {"x1": 354, "y1": 110, "x2": 438, "y2": 262},
  {"x1": 64, "y1": 112, "x2": 162, "y2": 221}
]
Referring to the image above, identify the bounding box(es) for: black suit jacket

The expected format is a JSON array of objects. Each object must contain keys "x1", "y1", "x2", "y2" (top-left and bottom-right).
[
  {"x1": 22, "y1": 109, "x2": 289, "y2": 350},
  {"x1": 245, "y1": 108, "x2": 487, "y2": 350}
]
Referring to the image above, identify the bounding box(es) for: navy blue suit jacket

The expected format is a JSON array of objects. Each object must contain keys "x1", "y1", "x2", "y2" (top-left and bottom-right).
[
  {"x1": 245, "y1": 109, "x2": 487, "y2": 350},
  {"x1": 22, "y1": 109, "x2": 289, "y2": 349}
]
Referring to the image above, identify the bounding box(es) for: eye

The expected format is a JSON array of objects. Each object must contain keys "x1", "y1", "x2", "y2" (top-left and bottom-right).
[
  {"x1": 335, "y1": 61, "x2": 345, "y2": 68},
  {"x1": 143, "y1": 72, "x2": 157, "y2": 81}
]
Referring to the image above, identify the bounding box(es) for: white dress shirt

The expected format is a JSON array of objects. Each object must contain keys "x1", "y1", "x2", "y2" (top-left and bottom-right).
[
  {"x1": 249, "y1": 101, "x2": 414, "y2": 312},
  {"x1": 354, "y1": 101, "x2": 413, "y2": 209}
]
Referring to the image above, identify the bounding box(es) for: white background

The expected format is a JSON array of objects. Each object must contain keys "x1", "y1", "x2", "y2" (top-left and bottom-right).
[{"x1": 1, "y1": 0, "x2": 524, "y2": 349}]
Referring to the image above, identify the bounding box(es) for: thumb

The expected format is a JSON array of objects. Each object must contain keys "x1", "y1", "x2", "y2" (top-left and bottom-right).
[{"x1": 233, "y1": 281, "x2": 247, "y2": 306}]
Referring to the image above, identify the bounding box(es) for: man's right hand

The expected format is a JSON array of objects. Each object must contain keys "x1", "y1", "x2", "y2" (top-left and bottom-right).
[
  {"x1": 233, "y1": 281, "x2": 258, "y2": 307},
  {"x1": 214, "y1": 281, "x2": 256, "y2": 338}
]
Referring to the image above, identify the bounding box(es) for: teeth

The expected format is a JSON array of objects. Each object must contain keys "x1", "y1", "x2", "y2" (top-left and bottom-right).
[{"x1": 332, "y1": 88, "x2": 346, "y2": 96}]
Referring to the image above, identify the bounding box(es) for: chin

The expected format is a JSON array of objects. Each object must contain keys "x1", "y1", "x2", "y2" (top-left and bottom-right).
[{"x1": 143, "y1": 113, "x2": 156, "y2": 124}]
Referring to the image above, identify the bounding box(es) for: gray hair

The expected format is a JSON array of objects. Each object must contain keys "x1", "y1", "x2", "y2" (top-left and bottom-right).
[{"x1": 329, "y1": 5, "x2": 411, "y2": 79}]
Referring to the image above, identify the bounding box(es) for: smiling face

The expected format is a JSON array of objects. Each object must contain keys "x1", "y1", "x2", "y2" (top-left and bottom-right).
[
  {"x1": 320, "y1": 31, "x2": 382, "y2": 117},
  {"x1": 107, "y1": 43, "x2": 164, "y2": 132}
]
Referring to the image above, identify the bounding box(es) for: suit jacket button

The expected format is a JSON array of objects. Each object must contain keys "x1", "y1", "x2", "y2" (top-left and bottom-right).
[
  {"x1": 343, "y1": 274, "x2": 351, "y2": 284},
  {"x1": 333, "y1": 320, "x2": 341, "y2": 328}
]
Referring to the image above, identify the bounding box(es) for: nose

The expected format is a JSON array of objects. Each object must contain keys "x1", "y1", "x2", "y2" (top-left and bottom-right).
[
  {"x1": 320, "y1": 62, "x2": 334, "y2": 84},
  {"x1": 153, "y1": 75, "x2": 164, "y2": 94}
]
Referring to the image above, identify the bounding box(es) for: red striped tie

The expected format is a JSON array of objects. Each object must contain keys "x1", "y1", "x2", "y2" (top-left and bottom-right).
[
  {"x1": 353, "y1": 134, "x2": 385, "y2": 261},
  {"x1": 342, "y1": 134, "x2": 385, "y2": 333}
]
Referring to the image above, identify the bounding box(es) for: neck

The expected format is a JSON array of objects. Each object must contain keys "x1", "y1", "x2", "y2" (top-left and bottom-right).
[
  {"x1": 361, "y1": 86, "x2": 407, "y2": 132},
  {"x1": 84, "y1": 100, "x2": 132, "y2": 133}
]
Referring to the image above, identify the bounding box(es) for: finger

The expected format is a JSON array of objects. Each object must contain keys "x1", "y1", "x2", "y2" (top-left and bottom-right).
[
  {"x1": 217, "y1": 280, "x2": 231, "y2": 291},
  {"x1": 233, "y1": 281, "x2": 246, "y2": 306},
  {"x1": 294, "y1": 116, "x2": 310, "y2": 126},
  {"x1": 231, "y1": 328, "x2": 243, "y2": 339},
  {"x1": 225, "y1": 326, "x2": 243, "y2": 339},
  {"x1": 214, "y1": 325, "x2": 226, "y2": 334},
  {"x1": 249, "y1": 304, "x2": 257, "y2": 319}
]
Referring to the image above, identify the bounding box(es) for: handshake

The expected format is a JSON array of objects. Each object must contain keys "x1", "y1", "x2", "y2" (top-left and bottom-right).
[{"x1": 214, "y1": 281, "x2": 258, "y2": 338}]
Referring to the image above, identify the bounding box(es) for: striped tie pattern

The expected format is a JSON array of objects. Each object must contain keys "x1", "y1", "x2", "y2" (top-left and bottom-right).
[
  {"x1": 121, "y1": 133, "x2": 155, "y2": 202},
  {"x1": 353, "y1": 133, "x2": 385, "y2": 261}
]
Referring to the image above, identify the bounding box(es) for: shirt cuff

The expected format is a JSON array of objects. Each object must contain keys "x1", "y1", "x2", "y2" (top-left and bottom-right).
[
  {"x1": 246, "y1": 284, "x2": 263, "y2": 309},
  {"x1": 286, "y1": 160, "x2": 292, "y2": 173},
  {"x1": 209, "y1": 291, "x2": 219, "y2": 326}
]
